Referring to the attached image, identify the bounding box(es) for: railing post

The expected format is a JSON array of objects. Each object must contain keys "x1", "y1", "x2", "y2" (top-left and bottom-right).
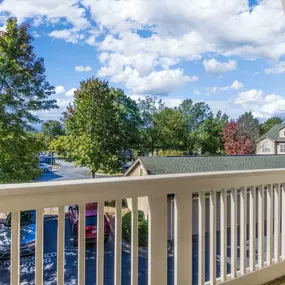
[
  {"x1": 57, "y1": 206, "x2": 65, "y2": 285},
  {"x1": 36, "y1": 208, "x2": 44, "y2": 285},
  {"x1": 198, "y1": 192, "x2": 205, "y2": 285},
  {"x1": 131, "y1": 198, "x2": 138, "y2": 285},
  {"x1": 97, "y1": 200, "x2": 104, "y2": 285},
  {"x1": 78, "y1": 203, "x2": 86, "y2": 285},
  {"x1": 282, "y1": 184, "x2": 285, "y2": 260},
  {"x1": 148, "y1": 195, "x2": 167, "y2": 285},
  {"x1": 258, "y1": 186, "x2": 264, "y2": 269},
  {"x1": 240, "y1": 187, "x2": 247, "y2": 275},
  {"x1": 220, "y1": 189, "x2": 227, "y2": 282},
  {"x1": 249, "y1": 186, "x2": 256, "y2": 272},
  {"x1": 274, "y1": 184, "x2": 281, "y2": 263},
  {"x1": 11, "y1": 211, "x2": 20, "y2": 285},
  {"x1": 210, "y1": 190, "x2": 216, "y2": 285},
  {"x1": 267, "y1": 185, "x2": 273, "y2": 266},
  {"x1": 174, "y1": 193, "x2": 192, "y2": 285},
  {"x1": 231, "y1": 188, "x2": 237, "y2": 278},
  {"x1": 115, "y1": 200, "x2": 122, "y2": 285}
]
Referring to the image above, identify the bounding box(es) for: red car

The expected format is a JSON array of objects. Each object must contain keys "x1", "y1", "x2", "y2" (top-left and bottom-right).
[{"x1": 69, "y1": 203, "x2": 110, "y2": 245}]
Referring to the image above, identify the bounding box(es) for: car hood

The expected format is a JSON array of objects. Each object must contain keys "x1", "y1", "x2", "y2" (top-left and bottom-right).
[{"x1": 0, "y1": 224, "x2": 35, "y2": 248}]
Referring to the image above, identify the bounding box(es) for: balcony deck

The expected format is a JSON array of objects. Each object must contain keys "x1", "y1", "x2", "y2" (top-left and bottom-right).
[
  {"x1": 1, "y1": 169, "x2": 285, "y2": 285},
  {"x1": 265, "y1": 276, "x2": 285, "y2": 285}
]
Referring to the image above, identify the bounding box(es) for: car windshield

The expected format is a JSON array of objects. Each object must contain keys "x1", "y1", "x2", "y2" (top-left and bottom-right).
[{"x1": 5, "y1": 211, "x2": 35, "y2": 227}]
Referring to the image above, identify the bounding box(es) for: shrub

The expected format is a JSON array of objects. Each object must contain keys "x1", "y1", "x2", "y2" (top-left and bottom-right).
[
  {"x1": 122, "y1": 210, "x2": 148, "y2": 247},
  {"x1": 104, "y1": 199, "x2": 128, "y2": 208}
]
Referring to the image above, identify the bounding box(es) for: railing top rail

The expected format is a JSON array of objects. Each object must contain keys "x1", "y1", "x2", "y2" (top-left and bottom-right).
[{"x1": 0, "y1": 168, "x2": 285, "y2": 212}]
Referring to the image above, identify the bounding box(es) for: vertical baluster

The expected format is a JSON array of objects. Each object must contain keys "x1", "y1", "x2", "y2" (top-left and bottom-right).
[
  {"x1": 282, "y1": 184, "x2": 285, "y2": 260},
  {"x1": 258, "y1": 186, "x2": 264, "y2": 269},
  {"x1": 174, "y1": 193, "x2": 192, "y2": 285},
  {"x1": 131, "y1": 198, "x2": 138, "y2": 285},
  {"x1": 198, "y1": 192, "x2": 205, "y2": 285},
  {"x1": 210, "y1": 190, "x2": 216, "y2": 285},
  {"x1": 249, "y1": 186, "x2": 256, "y2": 272},
  {"x1": 36, "y1": 208, "x2": 43, "y2": 285},
  {"x1": 78, "y1": 203, "x2": 86, "y2": 285},
  {"x1": 274, "y1": 184, "x2": 281, "y2": 263},
  {"x1": 115, "y1": 200, "x2": 122, "y2": 285},
  {"x1": 220, "y1": 189, "x2": 227, "y2": 282},
  {"x1": 148, "y1": 195, "x2": 167, "y2": 285},
  {"x1": 11, "y1": 211, "x2": 20, "y2": 285},
  {"x1": 231, "y1": 188, "x2": 237, "y2": 278},
  {"x1": 267, "y1": 185, "x2": 273, "y2": 266},
  {"x1": 240, "y1": 187, "x2": 247, "y2": 275},
  {"x1": 57, "y1": 206, "x2": 65, "y2": 285},
  {"x1": 97, "y1": 201, "x2": 104, "y2": 285}
]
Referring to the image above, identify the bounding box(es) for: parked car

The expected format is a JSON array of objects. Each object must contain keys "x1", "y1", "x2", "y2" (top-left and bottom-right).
[
  {"x1": 69, "y1": 203, "x2": 110, "y2": 245},
  {"x1": 0, "y1": 211, "x2": 36, "y2": 259},
  {"x1": 39, "y1": 163, "x2": 52, "y2": 172},
  {"x1": 39, "y1": 156, "x2": 55, "y2": 165}
]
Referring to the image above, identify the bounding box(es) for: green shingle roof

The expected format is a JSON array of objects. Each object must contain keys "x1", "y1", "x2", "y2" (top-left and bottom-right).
[
  {"x1": 258, "y1": 124, "x2": 285, "y2": 142},
  {"x1": 137, "y1": 155, "x2": 285, "y2": 175}
]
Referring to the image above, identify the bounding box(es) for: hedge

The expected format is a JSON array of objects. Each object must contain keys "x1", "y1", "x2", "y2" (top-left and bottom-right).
[{"x1": 122, "y1": 210, "x2": 148, "y2": 247}]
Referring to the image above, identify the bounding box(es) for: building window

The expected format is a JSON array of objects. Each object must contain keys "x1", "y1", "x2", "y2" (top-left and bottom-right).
[
  {"x1": 280, "y1": 144, "x2": 285, "y2": 153},
  {"x1": 262, "y1": 143, "x2": 271, "y2": 153}
]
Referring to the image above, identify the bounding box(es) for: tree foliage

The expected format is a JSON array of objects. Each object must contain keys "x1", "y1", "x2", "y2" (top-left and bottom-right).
[
  {"x1": 62, "y1": 78, "x2": 141, "y2": 177},
  {"x1": 0, "y1": 18, "x2": 57, "y2": 183},
  {"x1": 260, "y1": 116, "x2": 284, "y2": 135},
  {"x1": 42, "y1": 120, "x2": 65, "y2": 141}
]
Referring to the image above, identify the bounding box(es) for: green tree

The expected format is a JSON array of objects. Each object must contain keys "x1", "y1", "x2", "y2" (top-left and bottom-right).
[
  {"x1": 63, "y1": 78, "x2": 141, "y2": 178},
  {"x1": 0, "y1": 18, "x2": 57, "y2": 183},
  {"x1": 0, "y1": 18, "x2": 57, "y2": 132},
  {"x1": 196, "y1": 111, "x2": 228, "y2": 154},
  {"x1": 260, "y1": 116, "x2": 284, "y2": 135},
  {"x1": 179, "y1": 99, "x2": 213, "y2": 154},
  {"x1": 137, "y1": 96, "x2": 165, "y2": 156},
  {"x1": 42, "y1": 120, "x2": 65, "y2": 141}
]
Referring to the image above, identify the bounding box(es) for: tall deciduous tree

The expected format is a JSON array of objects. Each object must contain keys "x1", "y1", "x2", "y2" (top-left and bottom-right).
[
  {"x1": 137, "y1": 96, "x2": 165, "y2": 156},
  {"x1": 63, "y1": 78, "x2": 141, "y2": 177},
  {"x1": 0, "y1": 18, "x2": 57, "y2": 183},
  {"x1": 260, "y1": 116, "x2": 284, "y2": 135},
  {"x1": 42, "y1": 120, "x2": 65, "y2": 141}
]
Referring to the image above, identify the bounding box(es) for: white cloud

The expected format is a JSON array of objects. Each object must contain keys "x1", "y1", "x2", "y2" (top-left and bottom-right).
[
  {"x1": 49, "y1": 28, "x2": 85, "y2": 44},
  {"x1": 113, "y1": 67, "x2": 197, "y2": 95},
  {"x1": 207, "y1": 80, "x2": 244, "y2": 95},
  {"x1": 75, "y1": 66, "x2": 92, "y2": 72},
  {"x1": 203, "y1": 59, "x2": 237, "y2": 74},
  {"x1": 194, "y1": 90, "x2": 200, "y2": 95},
  {"x1": 65, "y1": 88, "x2": 77, "y2": 97},
  {"x1": 55, "y1": 85, "x2": 66, "y2": 94},
  {"x1": 235, "y1": 89, "x2": 263, "y2": 104},
  {"x1": 264, "y1": 62, "x2": 285, "y2": 74}
]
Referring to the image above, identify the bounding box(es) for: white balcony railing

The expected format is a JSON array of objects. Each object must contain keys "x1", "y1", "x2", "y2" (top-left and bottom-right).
[{"x1": 2, "y1": 169, "x2": 285, "y2": 285}]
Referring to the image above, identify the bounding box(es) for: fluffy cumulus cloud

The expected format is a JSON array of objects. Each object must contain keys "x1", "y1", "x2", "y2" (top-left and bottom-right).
[
  {"x1": 1, "y1": 0, "x2": 285, "y2": 97},
  {"x1": 203, "y1": 59, "x2": 237, "y2": 74},
  {"x1": 75, "y1": 66, "x2": 92, "y2": 72},
  {"x1": 55, "y1": 85, "x2": 66, "y2": 94},
  {"x1": 264, "y1": 62, "x2": 285, "y2": 74},
  {"x1": 113, "y1": 67, "x2": 197, "y2": 95},
  {"x1": 207, "y1": 80, "x2": 244, "y2": 95},
  {"x1": 65, "y1": 88, "x2": 77, "y2": 97},
  {"x1": 235, "y1": 90, "x2": 263, "y2": 104}
]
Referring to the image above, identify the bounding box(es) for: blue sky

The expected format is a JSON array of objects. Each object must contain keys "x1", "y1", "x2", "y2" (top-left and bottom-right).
[{"x1": 1, "y1": 0, "x2": 285, "y2": 121}]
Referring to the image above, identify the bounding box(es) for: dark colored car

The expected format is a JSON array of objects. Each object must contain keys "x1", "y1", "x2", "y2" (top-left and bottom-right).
[
  {"x1": 69, "y1": 203, "x2": 110, "y2": 245},
  {"x1": 0, "y1": 211, "x2": 36, "y2": 259},
  {"x1": 39, "y1": 157, "x2": 55, "y2": 165}
]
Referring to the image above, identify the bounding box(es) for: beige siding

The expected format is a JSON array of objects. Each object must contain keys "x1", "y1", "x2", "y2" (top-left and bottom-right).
[
  {"x1": 279, "y1": 127, "x2": 285, "y2": 138},
  {"x1": 256, "y1": 138, "x2": 276, "y2": 155},
  {"x1": 276, "y1": 143, "x2": 285, "y2": 154},
  {"x1": 126, "y1": 163, "x2": 149, "y2": 217}
]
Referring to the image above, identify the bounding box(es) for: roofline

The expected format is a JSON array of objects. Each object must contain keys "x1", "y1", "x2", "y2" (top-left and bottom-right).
[
  {"x1": 124, "y1": 158, "x2": 148, "y2": 176},
  {"x1": 278, "y1": 125, "x2": 285, "y2": 131},
  {"x1": 256, "y1": 136, "x2": 276, "y2": 143}
]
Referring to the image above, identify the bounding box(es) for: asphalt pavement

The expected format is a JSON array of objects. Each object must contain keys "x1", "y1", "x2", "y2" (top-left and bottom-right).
[{"x1": 38, "y1": 160, "x2": 111, "y2": 182}]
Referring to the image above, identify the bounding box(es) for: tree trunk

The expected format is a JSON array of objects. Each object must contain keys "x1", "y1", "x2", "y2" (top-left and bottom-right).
[{"x1": 92, "y1": 171, "x2": 96, "y2": 178}]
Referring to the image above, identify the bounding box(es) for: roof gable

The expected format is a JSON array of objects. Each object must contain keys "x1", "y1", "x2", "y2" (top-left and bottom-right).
[{"x1": 258, "y1": 124, "x2": 285, "y2": 142}]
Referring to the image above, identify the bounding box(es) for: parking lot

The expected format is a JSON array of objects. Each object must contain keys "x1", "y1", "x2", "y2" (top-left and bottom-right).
[{"x1": 38, "y1": 160, "x2": 113, "y2": 182}]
